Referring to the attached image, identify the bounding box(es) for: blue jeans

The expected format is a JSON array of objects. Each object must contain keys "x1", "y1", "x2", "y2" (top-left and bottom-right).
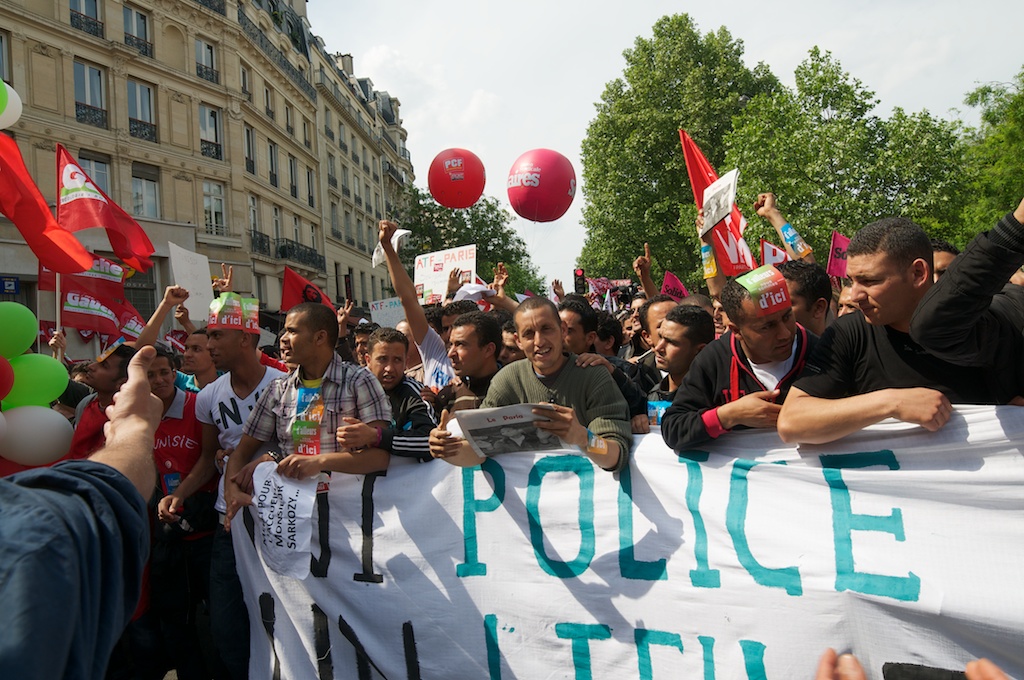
[{"x1": 209, "y1": 523, "x2": 250, "y2": 680}]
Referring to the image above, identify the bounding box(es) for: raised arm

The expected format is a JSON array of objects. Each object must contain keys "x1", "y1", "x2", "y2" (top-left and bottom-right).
[
  {"x1": 754, "y1": 193, "x2": 815, "y2": 263},
  {"x1": 633, "y1": 243, "x2": 659, "y2": 299},
  {"x1": 379, "y1": 220, "x2": 429, "y2": 344},
  {"x1": 696, "y1": 212, "x2": 727, "y2": 299},
  {"x1": 134, "y1": 286, "x2": 190, "y2": 348},
  {"x1": 489, "y1": 262, "x2": 520, "y2": 312}
]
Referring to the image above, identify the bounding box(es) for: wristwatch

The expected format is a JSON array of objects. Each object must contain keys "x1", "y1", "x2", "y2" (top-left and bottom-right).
[{"x1": 267, "y1": 450, "x2": 285, "y2": 464}]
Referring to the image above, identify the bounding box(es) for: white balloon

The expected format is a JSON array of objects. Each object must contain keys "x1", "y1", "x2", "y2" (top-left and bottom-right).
[
  {"x1": 0, "y1": 406, "x2": 74, "y2": 466},
  {"x1": 0, "y1": 82, "x2": 23, "y2": 130}
]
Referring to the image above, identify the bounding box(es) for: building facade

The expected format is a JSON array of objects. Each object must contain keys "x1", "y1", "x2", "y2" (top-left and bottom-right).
[{"x1": 0, "y1": 0, "x2": 413, "y2": 335}]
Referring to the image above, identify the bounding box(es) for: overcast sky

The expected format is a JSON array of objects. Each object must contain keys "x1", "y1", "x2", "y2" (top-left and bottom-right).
[{"x1": 307, "y1": 0, "x2": 1023, "y2": 286}]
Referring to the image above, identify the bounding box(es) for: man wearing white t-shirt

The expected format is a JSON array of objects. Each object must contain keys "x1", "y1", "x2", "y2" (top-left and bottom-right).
[
  {"x1": 661, "y1": 265, "x2": 819, "y2": 451},
  {"x1": 180, "y1": 296, "x2": 286, "y2": 680},
  {"x1": 378, "y1": 219, "x2": 456, "y2": 391}
]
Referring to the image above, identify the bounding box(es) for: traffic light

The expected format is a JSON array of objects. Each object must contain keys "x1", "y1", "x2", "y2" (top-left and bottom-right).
[{"x1": 573, "y1": 268, "x2": 586, "y2": 295}]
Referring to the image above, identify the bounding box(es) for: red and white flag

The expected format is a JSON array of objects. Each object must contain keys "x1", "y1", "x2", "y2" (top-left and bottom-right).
[
  {"x1": 38, "y1": 256, "x2": 126, "y2": 300},
  {"x1": 56, "y1": 144, "x2": 155, "y2": 272},
  {"x1": 0, "y1": 134, "x2": 93, "y2": 274},
  {"x1": 60, "y1": 288, "x2": 122, "y2": 337},
  {"x1": 760, "y1": 239, "x2": 790, "y2": 267},
  {"x1": 114, "y1": 299, "x2": 146, "y2": 340}
]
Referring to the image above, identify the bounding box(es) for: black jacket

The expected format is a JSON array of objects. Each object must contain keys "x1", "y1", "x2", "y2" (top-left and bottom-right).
[
  {"x1": 910, "y1": 210, "x2": 1024, "y2": 403},
  {"x1": 661, "y1": 325, "x2": 817, "y2": 451},
  {"x1": 382, "y1": 377, "x2": 437, "y2": 462}
]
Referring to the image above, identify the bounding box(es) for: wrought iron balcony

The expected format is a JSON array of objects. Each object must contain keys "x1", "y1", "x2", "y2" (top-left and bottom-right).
[
  {"x1": 372, "y1": 172, "x2": 380, "y2": 183},
  {"x1": 324, "y1": 126, "x2": 335, "y2": 141},
  {"x1": 304, "y1": 138, "x2": 311, "y2": 149},
  {"x1": 400, "y1": 149, "x2": 411, "y2": 161},
  {"x1": 75, "y1": 102, "x2": 108, "y2": 129},
  {"x1": 342, "y1": 186, "x2": 351, "y2": 198},
  {"x1": 362, "y1": 163, "x2": 370, "y2": 174},
  {"x1": 339, "y1": 140, "x2": 348, "y2": 153},
  {"x1": 205, "y1": 221, "x2": 228, "y2": 236},
  {"x1": 327, "y1": 175, "x2": 338, "y2": 188},
  {"x1": 345, "y1": 236, "x2": 355, "y2": 246},
  {"x1": 196, "y1": 64, "x2": 220, "y2": 84},
  {"x1": 129, "y1": 118, "x2": 157, "y2": 142},
  {"x1": 375, "y1": 210, "x2": 382, "y2": 220},
  {"x1": 308, "y1": 195, "x2": 315, "y2": 208},
  {"x1": 237, "y1": 9, "x2": 316, "y2": 103},
  {"x1": 245, "y1": 158, "x2": 255, "y2": 174},
  {"x1": 242, "y1": 89, "x2": 252, "y2": 102},
  {"x1": 265, "y1": 107, "x2": 275, "y2": 120},
  {"x1": 269, "y1": 171, "x2": 279, "y2": 187},
  {"x1": 352, "y1": 151, "x2": 359, "y2": 163},
  {"x1": 193, "y1": 0, "x2": 226, "y2": 16},
  {"x1": 330, "y1": 227, "x2": 343, "y2": 239},
  {"x1": 355, "y1": 196, "x2": 362, "y2": 207},
  {"x1": 386, "y1": 164, "x2": 404, "y2": 185},
  {"x1": 290, "y1": 185, "x2": 298, "y2": 199},
  {"x1": 250, "y1": 229, "x2": 272, "y2": 256},
  {"x1": 124, "y1": 34, "x2": 153, "y2": 58},
  {"x1": 274, "y1": 238, "x2": 325, "y2": 270},
  {"x1": 201, "y1": 140, "x2": 223, "y2": 160},
  {"x1": 70, "y1": 10, "x2": 104, "y2": 38},
  {"x1": 286, "y1": 124, "x2": 294, "y2": 135}
]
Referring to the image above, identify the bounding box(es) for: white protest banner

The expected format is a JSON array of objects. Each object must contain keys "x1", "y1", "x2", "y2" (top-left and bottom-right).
[
  {"x1": 168, "y1": 242, "x2": 214, "y2": 322},
  {"x1": 414, "y1": 244, "x2": 476, "y2": 304},
  {"x1": 252, "y1": 463, "x2": 318, "y2": 580},
  {"x1": 369, "y1": 297, "x2": 405, "y2": 329},
  {"x1": 234, "y1": 406, "x2": 1024, "y2": 679}
]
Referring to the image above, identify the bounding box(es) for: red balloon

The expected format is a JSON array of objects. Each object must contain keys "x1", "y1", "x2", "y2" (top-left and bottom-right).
[
  {"x1": 427, "y1": 148, "x2": 486, "y2": 209},
  {"x1": 0, "y1": 356, "x2": 12, "y2": 401},
  {"x1": 506, "y1": 149, "x2": 576, "y2": 223}
]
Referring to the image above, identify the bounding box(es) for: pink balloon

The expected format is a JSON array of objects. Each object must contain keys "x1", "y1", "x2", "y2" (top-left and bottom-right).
[
  {"x1": 506, "y1": 149, "x2": 576, "y2": 223},
  {"x1": 427, "y1": 148, "x2": 486, "y2": 209},
  {"x1": 0, "y1": 356, "x2": 12, "y2": 401}
]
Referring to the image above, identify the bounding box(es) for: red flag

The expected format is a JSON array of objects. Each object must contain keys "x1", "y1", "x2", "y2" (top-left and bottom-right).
[
  {"x1": 826, "y1": 231, "x2": 851, "y2": 278},
  {"x1": 114, "y1": 299, "x2": 146, "y2": 340},
  {"x1": 281, "y1": 266, "x2": 335, "y2": 313},
  {"x1": 56, "y1": 144, "x2": 155, "y2": 272},
  {"x1": 39, "y1": 255, "x2": 126, "y2": 300},
  {"x1": 660, "y1": 270, "x2": 690, "y2": 301},
  {"x1": 0, "y1": 134, "x2": 93, "y2": 274},
  {"x1": 165, "y1": 330, "x2": 188, "y2": 352},
  {"x1": 760, "y1": 239, "x2": 790, "y2": 267},
  {"x1": 679, "y1": 131, "x2": 754, "y2": 276},
  {"x1": 60, "y1": 288, "x2": 122, "y2": 336}
]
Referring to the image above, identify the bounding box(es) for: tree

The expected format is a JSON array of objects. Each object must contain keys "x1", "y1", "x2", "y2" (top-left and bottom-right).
[
  {"x1": 394, "y1": 186, "x2": 544, "y2": 295},
  {"x1": 578, "y1": 14, "x2": 780, "y2": 290},
  {"x1": 724, "y1": 48, "x2": 973, "y2": 254},
  {"x1": 963, "y1": 67, "x2": 1024, "y2": 232}
]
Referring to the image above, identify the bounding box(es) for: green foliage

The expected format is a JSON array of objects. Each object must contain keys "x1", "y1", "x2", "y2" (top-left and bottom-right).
[
  {"x1": 578, "y1": 14, "x2": 779, "y2": 290},
  {"x1": 395, "y1": 186, "x2": 544, "y2": 294},
  {"x1": 725, "y1": 48, "x2": 973, "y2": 255},
  {"x1": 963, "y1": 68, "x2": 1024, "y2": 232}
]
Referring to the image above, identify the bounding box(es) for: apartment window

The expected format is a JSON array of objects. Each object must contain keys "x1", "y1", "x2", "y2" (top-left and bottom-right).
[
  {"x1": 356, "y1": 218, "x2": 363, "y2": 248},
  {"x1": 344, "y1": 211, "x2": 352, "y2": 241},
  {"x1": 243, "y1": 125, "x2": 256, "y2": 174},
  {"x1": 268, "y1": 141, "x2": 279, "y2": 186},
  {"x1": 285, "y1": 105, "x2": 293, "y2": 135},
  {"x1": 330, "y1": 202, "x2": 339, "y2": 234},
  {"x1": 122, "y1": 6, "x2": 151, "y2": 57},
  {"x1": 124, "y1": 267, "x2": 156, "y2": 319},
  {"x1": 288, "y1": 155, "x2": 297, "y2": 198},
  {"x1": 306, "y1": 167, "x2": 315, "y2": 207},
  {"x1": 240, "y1": 64, "x2": 251, "y2": 98},
  {"x1": 310, "y1": 222, "x2": 316, "y2": 246},
  {"x1": 73, "y1": 61, "x2": 107, "y2": 128},
  {"x1": 77, "y1": 151, "x2": 110, "y2": 194},
  {"x1": 327, "y1": 154, "x2": 335, "y2": 178},
  {"x1": 131, "y1": 162, "x2": 159, "y2": 218},
  {"x1": 341, "y1": 166, "x2": 349, "y2": 190},
  {"x1": 360, "y1": 271, "x2": 367, "y2": 305},
  {"x1": 199, "y1": 104, "x2": 222, "y2": 159},
  {"x1": 195, "y1": 39, "x2": 218, "y2": 83},
  {"x1": 302, "y1": 119, "x2": 311, "y2": 148},
  {"x1": 347, "y1": 267, "x2": 355, "y2": 301},
  {"x1": 248, "y1": 194, "x2": 259, "y2": 232},
  {"x1": 254, "y1": 274, "x2": 265, "y2": 302},
  {"x1": 203, "y1": 181, "x2": 226, "y2": 235},
  {"x1": 292, "y1": 215, "x2": 301, "y2": 243},
  {"x1": 263, "y1": 86, "x2": 274, "y2": 119},
  {"x1": 127, "y1": 79, "x2": 156, "y2": 142},
  {"x1": 0, "y1": 33, "x2": 8, "y2": 83},
  {"x1": 272, "y1": 205, "x2": 281, "y2": 240},
  {"x1": 70, "y1": 0, "x2": 104, "y2": 38}
]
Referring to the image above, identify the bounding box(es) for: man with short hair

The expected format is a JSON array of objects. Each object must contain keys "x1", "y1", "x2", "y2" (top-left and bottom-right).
[
  {"x1": 777, "y1": 259, "x2": 831, "y2": 337},
  {"x1": 930, "y1": 237, "x2": 960, "y2": 281},
  {"x1": 778, "y1": 217, "x2": 1004, "y2": 445},
  {"x1": 177, "y1": 328, "x2": 220, "y2": 391},
  {"x1": 649, "y1": 305, "x2": 714, "y2": 402},
  {"x1": 435, "y1": 311, "x2": 502, "y2": 413},
  {"x1": 633, "y1": 294, "x2": 677, "y2": 392},
  {"x1": 69, "y1": 343, "x2": 138, "y2": 459},
  {"x1": 836, "y1": 284, "x2": 858, "y2": 317},
  {"x1": 440, "y1": 300, "x2": 480, "y2": 348},
  {"x1": 431, "y1": 297, "x2": 631, "y2": 472},
  {"x1": 559, "y1": 298, "x2": 649, "y2": 432},
  {"x1": 661, "y1": 266, "x2": 817, "y2": 451},
  {"x1": 346, "y1": 328, "x2": 437, "y2": 462},
  {"x1": 499, "y1": 318, "x2": 525, "y2": 364},
  {"x1": 351, "y1": 321, "x2": 381, "y2": 367}
]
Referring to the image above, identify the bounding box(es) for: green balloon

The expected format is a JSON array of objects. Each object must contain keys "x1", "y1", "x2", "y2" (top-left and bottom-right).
[
  {"x1": 1, "y1": 354, "x2": 69, "y2": 409},
  {"x1": 0, "y1": 302, "x2": 37, "y2": 359}
]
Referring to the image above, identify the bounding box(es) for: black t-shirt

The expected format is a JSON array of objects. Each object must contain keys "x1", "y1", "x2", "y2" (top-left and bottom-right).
[{"x1": 794, "y1": 313, "x2": 998, "y2": 404}]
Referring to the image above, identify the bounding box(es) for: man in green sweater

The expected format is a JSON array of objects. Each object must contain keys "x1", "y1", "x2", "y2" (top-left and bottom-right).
[{"x1": 430, "y1": 297, "x2": 631, "y2": 472}]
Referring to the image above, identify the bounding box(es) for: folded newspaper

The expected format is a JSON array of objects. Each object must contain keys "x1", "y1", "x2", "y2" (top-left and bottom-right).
[{"x1": 449, "y1": 404, "x2": 570, "y2": 458}]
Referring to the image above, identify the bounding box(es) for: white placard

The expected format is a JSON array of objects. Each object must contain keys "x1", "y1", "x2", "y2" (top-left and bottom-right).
[
  {"x1": 234, "y1": 405, "x2": 1024, "y2": 679},
  {"x1": 251, "y1": 462, "x2": 318, "y2": 580},
  {"x1": 168, "y1": 242, "x2": 215, "y2": 322},
  {"x1": 368, "y1": 297, "x2": 405, "y2": 329},
  {"x1": 413, "y1": 244, "x2": 476, "y2": 304},
  {"x1": 701, "y1": 168, "x2": 739, "y2": 235}
]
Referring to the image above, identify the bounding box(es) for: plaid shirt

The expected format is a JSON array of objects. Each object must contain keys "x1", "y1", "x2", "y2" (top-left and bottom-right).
[{"x1": 243, "y1": 354, "x2": 392, "y2": 455}]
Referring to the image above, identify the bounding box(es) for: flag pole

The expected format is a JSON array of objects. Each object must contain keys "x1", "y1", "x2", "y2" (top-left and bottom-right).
[{"x1": 54, "y1": 271, "x2": 63, "y2": 363}]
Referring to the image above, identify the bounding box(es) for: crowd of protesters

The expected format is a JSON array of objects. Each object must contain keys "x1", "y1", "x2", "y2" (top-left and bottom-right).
[{"x1": 2, "y1": 193, "x2": 1024, "y2": 679}]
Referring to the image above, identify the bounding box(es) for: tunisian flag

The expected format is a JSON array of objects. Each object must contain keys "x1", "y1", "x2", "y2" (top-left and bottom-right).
[
  {"x1": 0, "y1": 134, "x2": 93, "y2": 274},
  {"x1": 679, "y1": 130, "x2": 754, "y2": 276},
  {"x1": 281, "y1": 266, "x2": 335, "y2": 313},
  {"x1": 56, "y1": 144, "x2": 155, "y2": 272}
]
